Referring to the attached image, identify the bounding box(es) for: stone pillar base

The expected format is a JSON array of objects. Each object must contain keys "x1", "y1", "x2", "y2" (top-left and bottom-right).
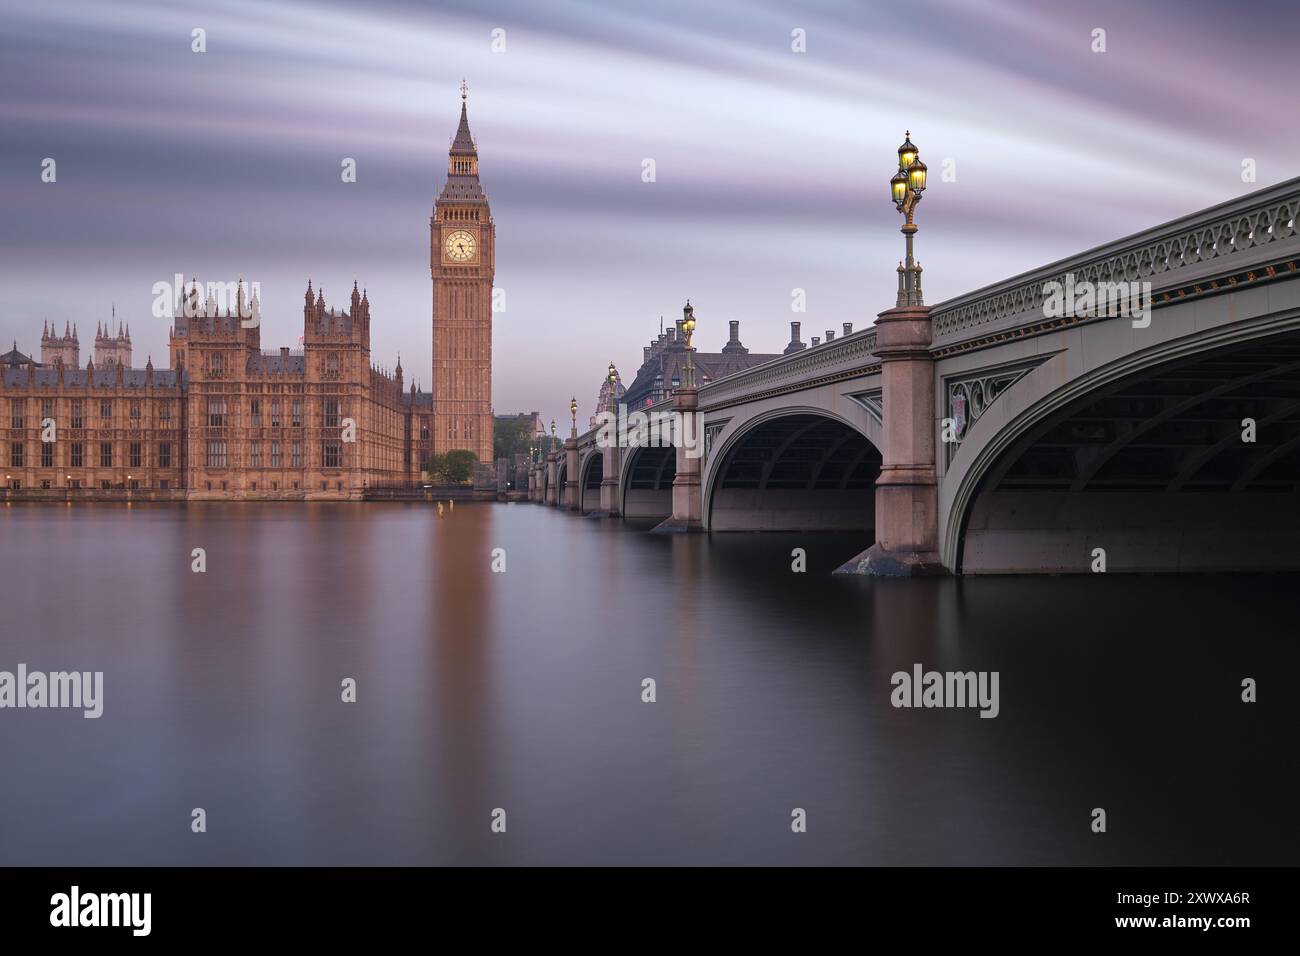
[
  {"x1": 834, "y1": 543, "x2": 946, "y2": 576},
  {"x1": 649, "y1": 516, "x2": 703, "y2": 534},
  {"x1": 598, "y1": 480, "x2": 619, "y2": 517}
]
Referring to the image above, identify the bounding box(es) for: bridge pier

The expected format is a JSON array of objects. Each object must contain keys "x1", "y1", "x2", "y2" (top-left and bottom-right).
[
  {"x1": 589, "y1": 439, "x2": 621, "y2": 518},
  {"x1": 564, "y1": 435, "x2": 579, "y2": 510},
  {"x1": 652, "y1": 386, "x2": 703, "y2": 533},
  {"x1": 837, "y1": 304, "x2": 946, "y2": 576},
  {"x1": 545, "y1": 452, "x2": 559, "y2": 506}
]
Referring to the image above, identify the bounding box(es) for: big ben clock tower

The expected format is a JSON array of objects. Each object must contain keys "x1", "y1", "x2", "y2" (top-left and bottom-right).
[{"x1": 431, "y1": 81, "x2": 495, "y2": 465}]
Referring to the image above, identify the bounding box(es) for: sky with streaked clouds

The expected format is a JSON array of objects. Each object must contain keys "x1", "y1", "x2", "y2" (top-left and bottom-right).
[{"x1": 2, "y1": 0, "x2": 1297, "y2": 427}]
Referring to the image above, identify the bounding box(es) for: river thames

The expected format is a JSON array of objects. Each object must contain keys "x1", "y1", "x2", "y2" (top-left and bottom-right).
[{"x1": 0, "y1": 501, "x2": 1295, "y2": 865}]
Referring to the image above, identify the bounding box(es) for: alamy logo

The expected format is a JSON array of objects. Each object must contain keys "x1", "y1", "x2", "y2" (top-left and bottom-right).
[
  {"x1": 50, "y1": 886, "x2": 151, "y2": 936},
  {"x1": 0, "y1": 664, "x2": 103, "y2": 718},
  {"x1": 150, "y1": 273, "x2": 259, "y2": 327},
  {"x1": 1042, "y1": 272, "x2": 1151, "y2": 328},
  {"x1": 890, "y1": 663, "x2": 1000, "y2": 718},
  {"x1": 593, "y1": 403, "x2": 703, "y2": 458}
]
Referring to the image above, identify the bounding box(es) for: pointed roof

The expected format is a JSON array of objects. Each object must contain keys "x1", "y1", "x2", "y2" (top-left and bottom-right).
[
  {"x1": 450, "y1": 98, "x2": 476, "y2": 155},
  {"x1": 1, "y1": 343, "x2": 34, "y2": 367},
  {"x1": 450, "y1": 78, "x2": 476, "y2": 155},
  {"x1": 438, "y1": 84, "x2": 486, "y2": 204}
]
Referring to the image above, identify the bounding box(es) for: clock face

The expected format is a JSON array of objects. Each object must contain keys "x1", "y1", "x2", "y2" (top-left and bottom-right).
[{"x1": 445, "y1": 230, "x2": 477, "y2": 263}]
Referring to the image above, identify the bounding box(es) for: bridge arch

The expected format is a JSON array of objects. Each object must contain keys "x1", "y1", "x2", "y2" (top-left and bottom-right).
[
  {"x1": 703, "y1": 407, "x2": 882, "y2": 532},
  {"x1": 619, "y1": 444, "x2": 676, "y2": 519},
  {"x1": 554, "y1": 457, "x2": 568, "y2": 503},
  {"x1": 578, "y1": 448, "x2": 603, "y2": 513},
  {"x1": 942, "y1": 310, "x2": 1300, "y2": 572}
]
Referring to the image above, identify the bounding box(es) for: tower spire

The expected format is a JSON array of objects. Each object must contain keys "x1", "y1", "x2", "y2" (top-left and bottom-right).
[
  {"x1": 440, "y1": 80, "x2": 485, "y2": 203},
  {"x1": 449, "y1": 81, "x2": 477, "y2": 157}
]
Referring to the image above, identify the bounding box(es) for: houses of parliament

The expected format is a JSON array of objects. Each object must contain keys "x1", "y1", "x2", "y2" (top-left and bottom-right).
[{"x1": 0, "y1": 91, "x2": 496, "y2": 499}]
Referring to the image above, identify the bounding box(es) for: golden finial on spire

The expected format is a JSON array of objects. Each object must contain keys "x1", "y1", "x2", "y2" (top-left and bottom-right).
[{"x1": 460, "y1": 78, "x2": 468, "y2": 101}]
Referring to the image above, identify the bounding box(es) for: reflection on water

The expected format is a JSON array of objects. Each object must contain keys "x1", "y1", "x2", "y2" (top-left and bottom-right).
[{"x1": 0, "y1": 501, "x2": 1295, "y2": 864}]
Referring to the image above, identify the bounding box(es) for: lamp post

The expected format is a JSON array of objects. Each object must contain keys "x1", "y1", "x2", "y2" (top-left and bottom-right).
[
  {"x1": 527, "y1": 444, "x2": 538, "y2": 501},
  {"x1": 651, "y1": 302, "x2": 703, "y2": 533},
  {"x1": 565, "y1": 396, "x2": 580, "y2": 510},
  {"x1": 891, "y1": 131, "x2": 928, "y2": 307},
  {"x1": 597, "y1": 362, "x2": 621, "y2": 517},
  {"x1": 681, "y1": 301, "x2": 697, "y2": 389},
  {"x1": 545, "y1": 420, "x2": 559, "y2": 505},
  {"x1": 833, "y1": 130, "x2": 943, "y2": 575}
]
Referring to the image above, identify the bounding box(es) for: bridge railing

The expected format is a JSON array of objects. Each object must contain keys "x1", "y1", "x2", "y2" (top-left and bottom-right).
[
  {"x1": 930, "y1": 176, "x2": 1300, "y2": 346},
  {"x1": 693, "y1": 327, "x2": 880, "y2": 408},
  {"x1": 578, "y1": 179, "x2": 1300, "y2": 419}
]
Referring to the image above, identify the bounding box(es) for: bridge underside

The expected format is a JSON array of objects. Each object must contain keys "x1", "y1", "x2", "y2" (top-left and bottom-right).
[
  {"x1": 581, "y1": 455, "x2": 602, "y2": 513},
  {"x1": 709, "y1": 413, "x2": 880, "y2": 532},
  {"x1": 623, "y1": 446, "x2": 676, "y2": 519},
  {"x1": 961, "y1": 332, "x2": 1300, "y2": 573}
]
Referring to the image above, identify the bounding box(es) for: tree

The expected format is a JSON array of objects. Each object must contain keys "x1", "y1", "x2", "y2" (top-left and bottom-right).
[
  {"x1": 494, "y1": 416, "x2": 533, "y2": 462},
  {"x1": 442, "y1": 449, "x2": 477, "y2": 483},
  {"x1": 423, "y1": 449, "x2": 477, "y2": 485}
]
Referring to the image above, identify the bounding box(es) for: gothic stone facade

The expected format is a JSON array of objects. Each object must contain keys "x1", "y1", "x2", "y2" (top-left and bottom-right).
[
  {"x1": 1, "y1": 281, "x2": 409, "y2": 499},
  {"x1": 0, "y1": 96, "x2": 493, "y2": 498},
  {"x1": 430, "y1": 91, "x2": 495, "y2": 466},
  {"x1": 2, "y1": 344, "x2": 186, "y2": 493}
]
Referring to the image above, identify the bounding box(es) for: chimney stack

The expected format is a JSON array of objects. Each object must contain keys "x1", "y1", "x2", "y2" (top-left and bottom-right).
[
  {"x1": 721, "y1": 319, "x2": 748, "y2": 354},
  {"x1": 783, "y1": 321, "x2": 806, "y2": 355},
  {"x1": 843, "y1": 322, "x2": 853, "y2": 336},
  {"x1": 811, "y1": 336, "x2": 821, "y2": 347},
  {"x1": 825, "y1": 330, "x2": 836, "y2": 342}
]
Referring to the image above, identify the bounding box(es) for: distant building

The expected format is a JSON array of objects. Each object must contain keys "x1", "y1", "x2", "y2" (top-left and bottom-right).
[
  {"x1": 621, "y1": 311, "x2": 779, "y2": 410},
  {"x1": 0, "y1": 90, "x2": 502, "y2": 499},
  {"x1": 94, "y1": 319, "x2": 131, "y2": 367},
  {"x1": 591, "y1": 369, "x2": 626, "y2": 426},
  {"x1": 2, "y1": 343, "x2": 39, "y2": 369},
  {"x1": 41, "y1": 322, "x2": 79, "y2": 367},
  {"x1": 430, "y1": 85, "x2": 495, "y2": 465},
  {"x1": 495, "y1": 411, "x2": 546, "y2": 438},
  {"x1": 1, "y1": 277, "x2": 408, "y2": 497}
]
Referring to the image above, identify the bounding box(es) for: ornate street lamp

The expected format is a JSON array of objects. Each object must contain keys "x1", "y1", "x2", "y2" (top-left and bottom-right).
[
  {"x1": 550, "y1": 419, "x2": 557, "y2": 452},
  {"x1": 890, "y1": 168, "x2": 908, "y2": 206},
  {"x1": 891, "y1": 130, "x2": 928, "y2": 307},
  {"x1": 607, "y1": 362, "x2": 618, "y2": 414},
  {"x1": 681, "y1": 301, "x2": 697, "y2": 389},
  {"x1": 570, "y1": 396, "x2": 577, "y2": 434},
  {"x1": 898, "y1": 133, "x2": 917, "y2": 170}
]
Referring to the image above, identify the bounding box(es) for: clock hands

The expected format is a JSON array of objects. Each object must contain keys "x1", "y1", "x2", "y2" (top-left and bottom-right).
[{"x1": 446, "y1": 232, "x2": 473, "y2": 260}]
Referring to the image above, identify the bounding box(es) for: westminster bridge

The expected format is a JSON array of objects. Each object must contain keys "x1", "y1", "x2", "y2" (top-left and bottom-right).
[{"x1": 530, "y1": 176, "x2": 1300, "y2": 574}]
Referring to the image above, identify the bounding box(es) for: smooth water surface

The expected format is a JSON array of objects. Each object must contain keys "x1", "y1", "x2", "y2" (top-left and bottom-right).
[{"x1": 0, "y1": 501, "x2": 1294, "y2": 865}]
